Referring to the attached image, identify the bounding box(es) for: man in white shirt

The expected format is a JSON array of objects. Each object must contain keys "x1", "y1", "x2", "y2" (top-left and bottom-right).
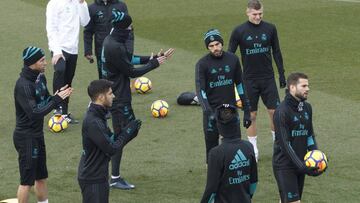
[{"x1": 46, "y1": 0, "x2": 90, "y2": 123}]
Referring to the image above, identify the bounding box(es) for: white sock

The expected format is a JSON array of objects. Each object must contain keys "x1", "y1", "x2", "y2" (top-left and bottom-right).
[
  {"x1": 38, "y1": 200, "x2": 48, "y2": 203},
  {"x1": 111, "y1": 175, "x2": 120, "y2": 179},
  {"x1": 248, "y1": 136, "x2": 257, "y2": 148},
  {"x1": 271, "y1": 131, "x2": 276, "y2": 141}
]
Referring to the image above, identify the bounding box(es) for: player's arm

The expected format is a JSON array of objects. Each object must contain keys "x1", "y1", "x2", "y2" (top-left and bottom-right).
[
  {"x1": 78, "y1": 0, "x2": 90, "y2": 27},
  {"x1": 113, "y1": 49, "x2": 161, "y2": 78},
  {"x1": 234, "y1": 58, "x2": 251, "y2": 127},
  {"x1": 195, "y1": 61, "x2": 212, "y2": 113},
  {"x1": 228, "y1": 28, "x2": 240, "y2": 54},
  {"x1": 271, "y1": 26, "x2": 286, "y2": 88},
  {"x1": 306, "y1": 104, "x2": 318, "y2": 151},
  {"x1": 83, "y1": 6, "x2": 95, "y2": 57},
  {"x1": 88, "y1": 119, "x2": 142, "y2": 157},
  {"x1": 274, "y1": 108, "x2": 308, "y2": 172},
  {"x1": 46, "y1": 1, "x2": 62, "y2": 55},
  {"x1": 131, "y1": 55, "x2": 152, "y2": 65},
  {"x1": 16, "y1": 85, "x2": 62, "y2": 120},
  {"x1": 200, "y1": 149, "x2": 222, "y2": 203}
]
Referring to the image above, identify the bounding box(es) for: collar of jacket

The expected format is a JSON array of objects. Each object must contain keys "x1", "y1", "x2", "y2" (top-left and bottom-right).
[
  {"x1": 285, "y1": 93, "x2": 305, "y2": 112},
  {"x1": 20, "y1": 65, "x2": 41, "y2": 82},
  {"x1": 89, "y1": 103, "x2": 109, "y2": 120},
  {"x1": 110, "y1": 28, "x2": 131, "y2": 43}
]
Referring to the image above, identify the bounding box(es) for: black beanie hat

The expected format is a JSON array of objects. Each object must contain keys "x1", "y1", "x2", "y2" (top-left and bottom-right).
[
  {"x1": 111, "y1": 9, "x2": 132, "y2": 29},
  {"x1": 204, "y1": 29, "x2": 224, "y2": 48},
  {"x1": 216, "y1": 104, "x2": 241, "y2": 139},
  {"x1": 22, "y1": 46, "x2": 45, "y2": 66}
]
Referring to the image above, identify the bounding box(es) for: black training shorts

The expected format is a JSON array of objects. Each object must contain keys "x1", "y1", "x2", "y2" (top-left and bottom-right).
[
  {"x1": 13, "y1": 135, "x2": 48, "y2": 186},
  {"x1": 273, "y1": 169, "x2": 305, "y2": 202},
  {"x1": 79, "y1": 181, "x2": 109, "y2": 203},
  {"x1": 244, "y1": 78, "x2": 280, "y2": 111}
]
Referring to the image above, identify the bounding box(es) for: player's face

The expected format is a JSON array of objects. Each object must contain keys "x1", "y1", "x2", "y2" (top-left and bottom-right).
[
  {"x1": 246, "y1": 8, "x2": 263, "y2": 25},
  {"x1": 208, "y1": 41, "x2": 223, "y2": 57},
  {"x1": 103, "y1": 88, "x2": 115, "y2": 108},
  {"x1": 32, "y1": 56, "x2": 47, "y2": 73},
  {"x1": 293, "y1": 78, "x2": 310, "y2": 101}
]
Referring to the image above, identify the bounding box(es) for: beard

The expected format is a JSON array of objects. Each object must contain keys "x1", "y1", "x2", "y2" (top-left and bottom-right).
[
  {"x1": 295, "y1": 92, "x2": 307, "y2": 101},
  {"x1": 211, "y1": 49, "x2": 223, "y2": 57}
]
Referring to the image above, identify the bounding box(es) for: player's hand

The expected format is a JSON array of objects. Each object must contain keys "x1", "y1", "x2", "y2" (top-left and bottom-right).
[
  {"x1": 85, "y1": 55, "x2": 94, "y2": 63},
  {"x1": 52, "y1": 54, "x2": 65, "y2": 65},
  {"x1": 243, "y1": 112, "x2": 252, "y2": 129},
  {"x1": 279, "y1": 74, "x2": 286, "y2": 89},
  {"x1": 54, "y1": 85, "x2": 73, "y2": 100},
  {"x1": 156, "y1": 55, "x2": 167, "y2": 65},
  {"x1": 123, "y1": 119, "x2": 142, "y2": 139},
  {"x1": 304, "y1": 166, "x2": 322, "y2": 177},
  {"x1": 163, "y1": 48, "x2": 175, "y2": 59}
]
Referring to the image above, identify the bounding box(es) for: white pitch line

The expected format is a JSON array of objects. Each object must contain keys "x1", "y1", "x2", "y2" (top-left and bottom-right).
[{"x1": 333, "y1": 0, "x2": 360, "y2": 3}]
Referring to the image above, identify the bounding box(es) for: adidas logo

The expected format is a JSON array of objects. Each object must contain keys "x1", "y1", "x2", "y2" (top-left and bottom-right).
[
  {"x1": 293, "y1": 116, "x2": 299, "y2": 122},
  {"x1": 246, "y1": 36, "x2": 253, "y2": 41},
  {"x1": 229, "y1": 149, "x2": 250, "y2": 170}
]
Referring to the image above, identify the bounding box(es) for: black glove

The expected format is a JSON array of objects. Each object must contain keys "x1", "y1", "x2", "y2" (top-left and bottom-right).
[
  {"x1": 304, "y1": 166, "x2": 322, "y2": 177},
  {"x1": 243, "y1": 112, "x2": 252, "y2": 129},
  {"x1": 279, "y1": 74, "x2": 286, "y2": 89},
  {"x1": 122, "y1": 119, "x2": 142, "y2": 142}
]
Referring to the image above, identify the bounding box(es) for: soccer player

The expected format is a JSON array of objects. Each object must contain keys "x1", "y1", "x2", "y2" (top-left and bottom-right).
[
  {"x1": 78, "y1": 79, "x2": 141, "y2": 203},
  {"x1": 273, "y1": 72, "x2": 325, "y2": 203},
  {"x1": 102, "y1": 10, "x2": 174, "y2": 189},
  {"x1": 201, "y1": 104, "x2": 258, "y2": 203},
  {"x1": 84, "y1": 0, "x2": 134, "y2": 79},
  {"x1": 46, "y1": 0, "x2": 90, "y2": 123},
  {"x1": 13, "y1": 46, "x2": 73, "y2": 203},
  {"x1": 195, "y1": 28, "x2": 251, "y2": 163},
  {"x1": 228, "y1": 0, "x2": 286, "y2": 161}
]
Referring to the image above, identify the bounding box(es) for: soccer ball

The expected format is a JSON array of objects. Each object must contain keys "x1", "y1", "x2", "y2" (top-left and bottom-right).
[
  {"x1": 151, "y1": 100, "x2": 169, "y2": 118},
  {"x1": 304, "y1": 150, "x2": 328, "y2": 172},
  {"x1": 134, "y1": 77, "x2": 152, "y2": 94},
  {"x1": 48, "y1": 115, "x2": 68, "y2": 133}
]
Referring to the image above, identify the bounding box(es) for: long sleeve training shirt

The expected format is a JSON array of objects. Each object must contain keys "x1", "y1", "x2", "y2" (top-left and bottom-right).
[
  {"x1": 201, "y1": 138, "x2": 258, "y2": 203},
  {"x1": 228, "y1": 21, "x2": 284, "y2": 80},
  {"x1": 195, "y1": 51, "x2": 249, "y2": 113},
  {"x1": 13, "y1": 66, "x2": 62, "y2": 138},
  {"x1": 78, "y1": 103, "x2": 133, "y2": 184},
  {"x1": 273, "y1": 94, "x2": 318, "y2": 171},
  {"x1": 46, "y1": 0, "x2": 90, "y2": 55}
]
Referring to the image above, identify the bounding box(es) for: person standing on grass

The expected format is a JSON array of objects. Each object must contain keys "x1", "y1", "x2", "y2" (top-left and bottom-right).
[
  {"x1": 46, "y1": 0, "x2": 90, "y2": 123},
  {"x1": 196, "y1": 28, "x2": 251, "y2": 163},
  {"x1": 228, "y1": 0, "x2": 286, "y2": 161},
  {"x1": 102, "y1": 10, "x2": 175, "y2": 190},
  {"x1": 201, "y1": 104, "x2": 258, "y2": 203},
  {"x1": 78, "y1": 79, "x2": 141, "y2": 203},
  {"x1": 273, "y1": 72, "x2": 326, "y2": 203},
  {"x1": 13, "y1": 46, "x2": 73, "y2": 203}
]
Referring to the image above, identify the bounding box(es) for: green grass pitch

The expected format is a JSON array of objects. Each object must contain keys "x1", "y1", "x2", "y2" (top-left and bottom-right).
[{"x1": 1, "y1": 0, "x2": 360, "y2": 202}]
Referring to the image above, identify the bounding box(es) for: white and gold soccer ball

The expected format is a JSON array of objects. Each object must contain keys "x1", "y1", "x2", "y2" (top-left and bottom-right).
[
  {"x1": 304, "y1": 150, "x2": 328, "y2": 172},
  {"x1": 48, "y1": 115, "x2": 68, "y2": 133},
  {"x1": 134, "y1": 77, "x2": 152, "y2": 94},
  {"x1": 151, "y1": 100, "x2": 169, "y2": 118}
]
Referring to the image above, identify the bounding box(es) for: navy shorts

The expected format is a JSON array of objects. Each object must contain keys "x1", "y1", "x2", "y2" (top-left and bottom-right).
[
  {"x1": 244, "y1": 78, "x2": 280, "y2": 111},
  {"x1": 13, "y1": 135, "x2": 48, "y2": 186},
  {"x1": 273, "y1": 169, "x2": 305, "y2": 202},
  {"x1": 79, "y1": 181, "x2": 109, "y2": 203}
]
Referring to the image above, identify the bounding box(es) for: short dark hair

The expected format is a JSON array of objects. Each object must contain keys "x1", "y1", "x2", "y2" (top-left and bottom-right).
[
  {"x1": 87, "y1": 79, "x2": 113, "y2": 101},
  {"x1": 216, "y1": 104, "x2": 238, "y2": 124},
  {"x1": 287, "y1": 72, "x2": 308, "y2": 89},
  {"x1": 247, "y1": 0, "x2": 262, "y2": 10}
]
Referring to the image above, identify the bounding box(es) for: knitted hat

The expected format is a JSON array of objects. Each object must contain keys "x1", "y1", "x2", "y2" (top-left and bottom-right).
[
  {"x1": 22, "y1": 46, "x2": 45, "y2": 66},
  {"x1": 216, "y1": 104, "x2": 241, "y2": 139},
  {"x1": 111, "y1": 9, "x2": 132, "y2": 29},
  {"x1": 204, "y1": 29, "x2": 224, "y2": 48}
]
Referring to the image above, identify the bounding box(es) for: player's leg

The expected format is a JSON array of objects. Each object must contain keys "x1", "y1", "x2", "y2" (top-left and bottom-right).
[
  {"x1": 110, "y1": 102, "x2": 136, "y2": 189},
  {"x1": 34, "y1": 137, "x2": 48, "y2": 202},
  {"x1": 274, "y1": 169, "x2": 302, "y2": 203},
  {"x1": 244, "y1": 79, "x2": 260, "y2": 161},
  {"x1": 260, "y1": 78, "x2": 280, "y2": 141},
  {"x1": 52, "y1": 52, "x2": 67, "y2": 115},
  {"x1": 14, "y1": 137, "x2": 37, "y2": 203},
  {"x1": 79, "y1": 182, "x2": 109, "y2": 203},
  {"x1": 62, "y1": 52, "x2": 79, "y2": 123},
  {"x1": 202, "y1": 111, "x2": 219, "y2": 163}
]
